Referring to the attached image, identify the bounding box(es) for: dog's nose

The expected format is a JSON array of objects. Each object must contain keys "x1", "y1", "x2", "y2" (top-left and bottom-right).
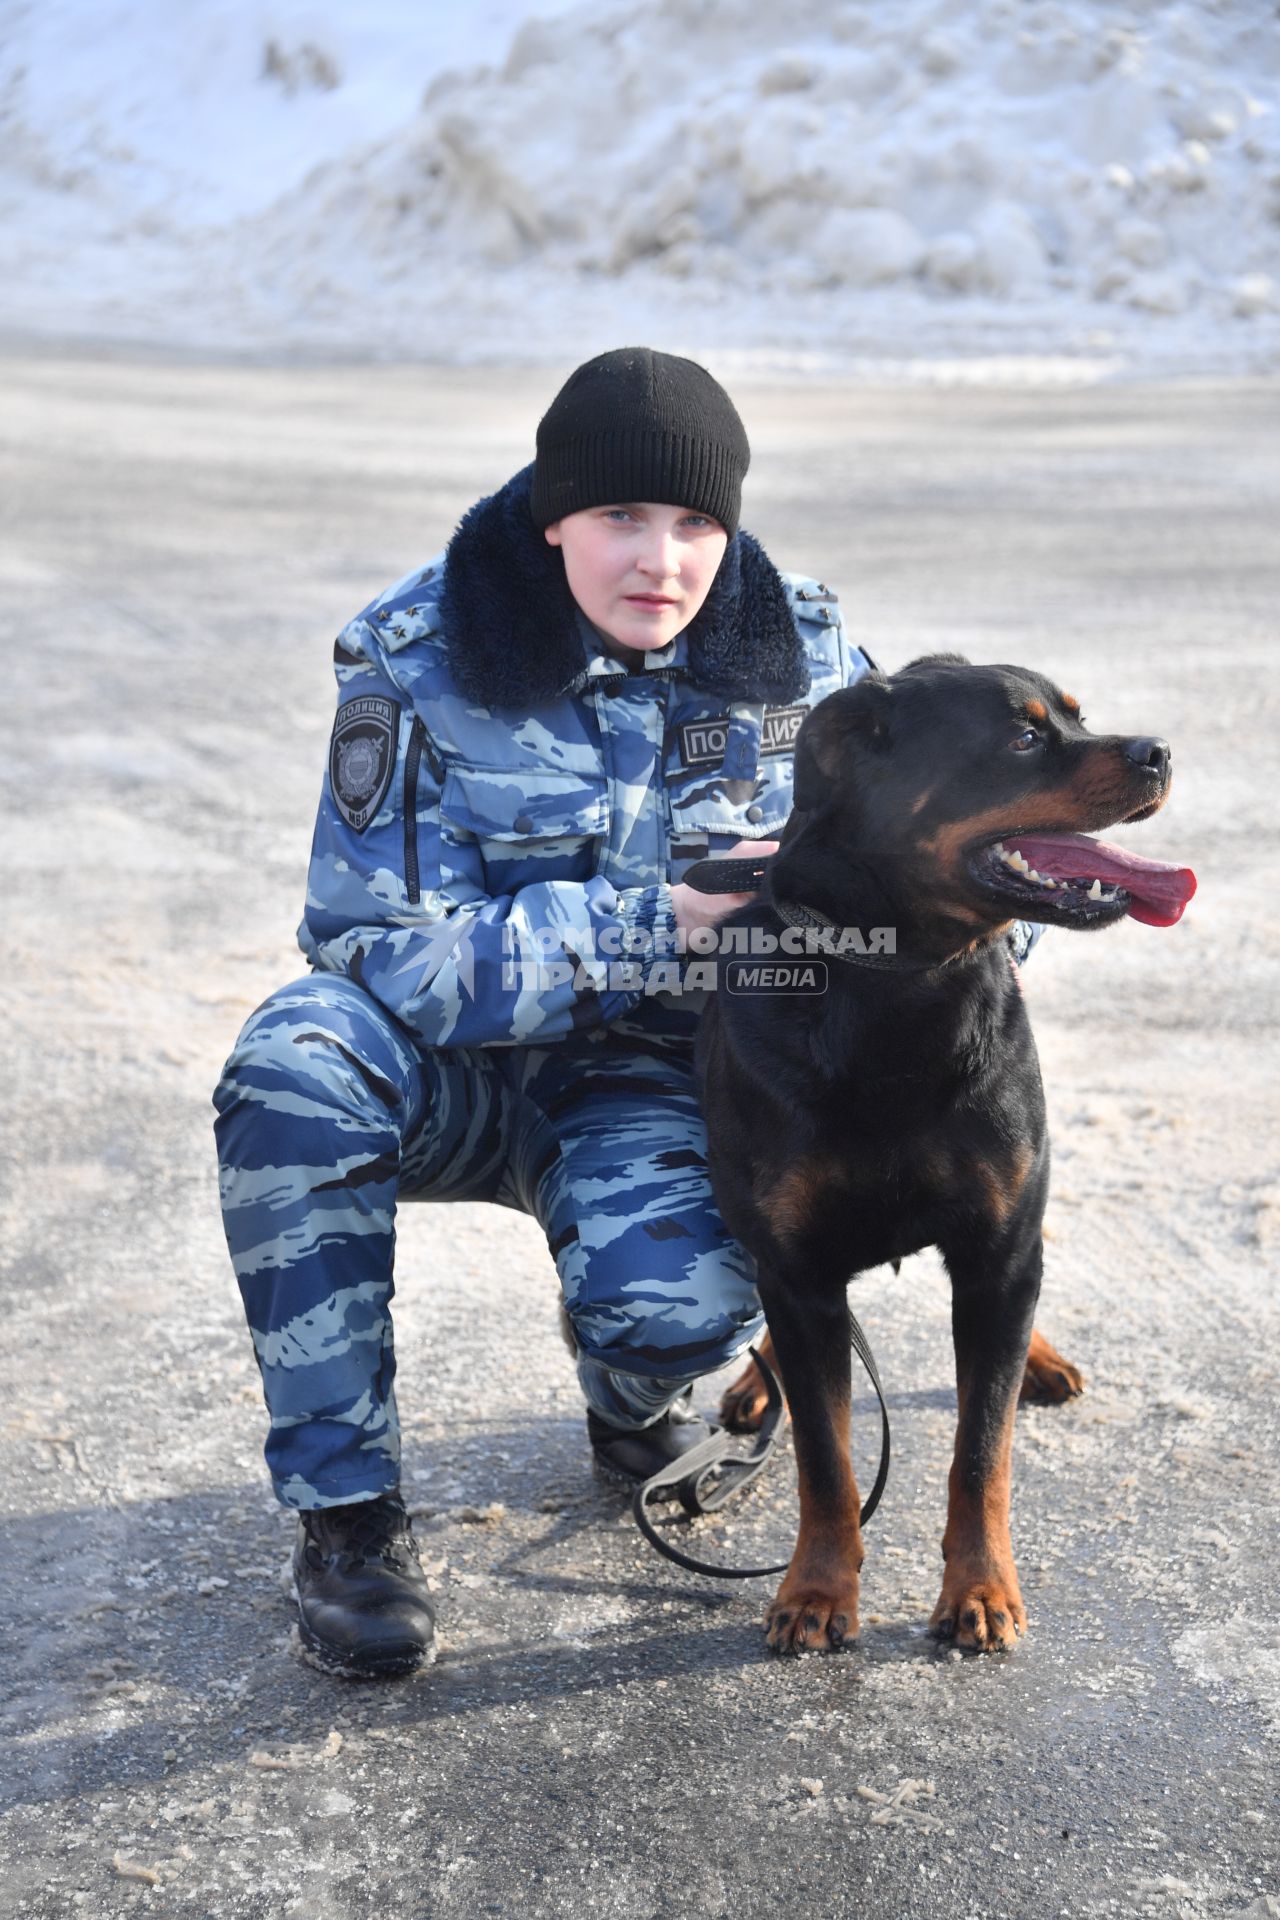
[{"x1": 1123, "y1": 737, "x2": 1171, "y2": 779}]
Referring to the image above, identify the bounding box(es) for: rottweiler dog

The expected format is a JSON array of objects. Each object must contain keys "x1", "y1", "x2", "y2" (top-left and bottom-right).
[{"x1": 694, "y1": 655, "x2": 1194, "y2": 1655}]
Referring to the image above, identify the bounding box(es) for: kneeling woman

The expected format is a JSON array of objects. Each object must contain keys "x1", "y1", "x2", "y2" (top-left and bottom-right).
[{"x1": 213, "y1": 346, "x2": 885, "y2": 1678}]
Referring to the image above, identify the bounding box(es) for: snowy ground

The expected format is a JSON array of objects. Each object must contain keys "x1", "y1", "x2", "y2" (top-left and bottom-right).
[
  {"x1": 2, "y1": 0, "x2": 1279, "y2": 373},
  {"x1": 1, "y1": 352, "x2": 1278, "y2": 1917}
]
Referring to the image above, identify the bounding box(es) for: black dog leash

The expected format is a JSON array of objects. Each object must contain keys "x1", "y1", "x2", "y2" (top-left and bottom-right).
[
  {"x1": 633, "y1": 1315, "x2": 892, "y2": 1580},
  {"x1": 683, "y1": 853, "x2": 774, "y2": 894}
]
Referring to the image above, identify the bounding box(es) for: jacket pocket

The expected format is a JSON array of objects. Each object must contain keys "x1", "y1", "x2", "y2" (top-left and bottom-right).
[
  {"x1": 438, "y1": 763, "x2": 610, "y2": 891},
  {"x1": 666, "y1": 758, "x2": 794, "y2": 849}
]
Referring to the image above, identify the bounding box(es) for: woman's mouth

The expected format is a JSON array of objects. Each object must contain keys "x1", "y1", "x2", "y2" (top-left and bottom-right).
[{"x1": 625, "y1": 594, "x2": 679, "y2": 609}]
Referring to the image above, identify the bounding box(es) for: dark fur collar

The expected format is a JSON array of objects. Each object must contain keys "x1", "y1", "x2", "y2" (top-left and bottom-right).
[{"x1": 438, "y1": 464, "x2": 809, "y2": 710}]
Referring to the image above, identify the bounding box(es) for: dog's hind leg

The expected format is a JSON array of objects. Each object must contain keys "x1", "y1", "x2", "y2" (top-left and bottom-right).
[
  {"x1": 720, "y1": 1310, "x2": 1080, "y2": 1433},
  {"x1": 755, "y1": 1277, "x2": 863, "y2": 1655},
  {"x1": 718, "y1": 1330, "x2": 784, "y2": 1431},
  {"x1": 1020, "y1": 1326, "x2": 1085, "y2": 1403}
]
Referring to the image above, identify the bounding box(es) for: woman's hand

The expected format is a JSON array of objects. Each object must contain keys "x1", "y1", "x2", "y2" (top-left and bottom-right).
[{"x1": 670, "y1": 839, "x2": 779, "y2": 939}]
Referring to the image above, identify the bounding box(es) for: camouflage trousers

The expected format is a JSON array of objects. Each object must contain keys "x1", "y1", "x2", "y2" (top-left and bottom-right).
[{"x1": 211, "y1": 973, "x2": 763, "y2": 1511}]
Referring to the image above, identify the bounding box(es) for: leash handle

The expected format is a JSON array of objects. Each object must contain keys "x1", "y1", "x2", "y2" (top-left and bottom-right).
[
  {"x1": 632, "y1": 1312, "x2": 891, "y2": 1580},
  {"x1": 681, "y1": 855, "x2": 772, "y2": 895},
  {"x1": 632, "y1": 1345, "x2": 791, "y2": 1579}
]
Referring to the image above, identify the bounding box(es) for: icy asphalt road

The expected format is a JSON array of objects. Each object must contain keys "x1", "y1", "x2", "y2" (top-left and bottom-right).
[{"x1": 2, "y1": 353, "x2": 1278, "y2": 1920}]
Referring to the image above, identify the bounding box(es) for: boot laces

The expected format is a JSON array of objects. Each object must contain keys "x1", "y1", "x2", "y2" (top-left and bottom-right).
[{"x1": 308, "y1": 1494, "x2": 417, "y2": 1570}]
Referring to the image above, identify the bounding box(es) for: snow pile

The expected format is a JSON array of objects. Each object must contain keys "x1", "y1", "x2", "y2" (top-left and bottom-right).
[{"x1": 2, "y1": 0, "x2": 1278, "y2": 371}]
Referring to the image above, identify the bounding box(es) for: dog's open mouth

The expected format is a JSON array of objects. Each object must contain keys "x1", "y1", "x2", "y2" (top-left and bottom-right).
[{"x1": 970, "y1": 831, "x2": 1197, "y2": 928}]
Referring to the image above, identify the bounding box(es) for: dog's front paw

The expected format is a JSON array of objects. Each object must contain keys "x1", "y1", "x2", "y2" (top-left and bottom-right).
[
  {"x1": 929, "y1": 1568, "x2": 1026, "y2": 1652},
  {"x1": 765, "y1": 1572, "x2": 859, "y2": 1655}
]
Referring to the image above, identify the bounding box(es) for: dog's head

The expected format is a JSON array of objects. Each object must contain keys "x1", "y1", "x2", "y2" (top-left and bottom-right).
[{"x1": 777, "y1": 654, "x2": 1194, "y2": 946}]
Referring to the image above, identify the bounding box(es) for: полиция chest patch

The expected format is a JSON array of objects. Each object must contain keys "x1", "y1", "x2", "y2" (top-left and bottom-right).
[
  {"x1": 329, "y1": 695, "x2": 400, "y2": 833},
  {"x1": 678, "y1": 705, "x2": 807, "y2": 770}
]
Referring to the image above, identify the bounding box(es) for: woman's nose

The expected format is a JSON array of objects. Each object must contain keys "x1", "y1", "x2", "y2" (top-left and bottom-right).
[{"x1": 638, "y1": 533, "x2": 680, "y2": 578}]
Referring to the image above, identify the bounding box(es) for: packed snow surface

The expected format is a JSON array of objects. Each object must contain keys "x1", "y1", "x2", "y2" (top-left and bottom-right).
[{"x1": 2, "y1": 0, "x2": 1278, "y2": 373}]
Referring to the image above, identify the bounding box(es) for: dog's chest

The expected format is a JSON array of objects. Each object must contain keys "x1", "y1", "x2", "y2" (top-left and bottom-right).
[{"x1": 754, "y1": 1114, "x2": 1040, "y2": 1274}]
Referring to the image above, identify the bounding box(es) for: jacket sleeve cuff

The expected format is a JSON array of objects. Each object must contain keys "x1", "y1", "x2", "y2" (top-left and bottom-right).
[{"x1": 616, "y1": 882, "x2": 680, "y2": 983}]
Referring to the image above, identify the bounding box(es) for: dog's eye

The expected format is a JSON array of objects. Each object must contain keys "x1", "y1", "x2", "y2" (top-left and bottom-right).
[{"x1": 1011, "y1": 728, "x2": 1042, "y2": 752}]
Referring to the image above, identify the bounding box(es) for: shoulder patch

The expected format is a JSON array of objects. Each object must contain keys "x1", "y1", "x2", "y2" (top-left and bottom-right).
[
  {"x1": 329, "y1": 695, "x2": 400, "y2": 833},
  {"x1": 374, "y1": 568, "x2": 445, "y2": 655}
]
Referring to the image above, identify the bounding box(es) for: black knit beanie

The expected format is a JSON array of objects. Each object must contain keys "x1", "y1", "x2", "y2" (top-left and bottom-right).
[{"x1": 529, "y1": 347, "x2": 751, "y2": 536}]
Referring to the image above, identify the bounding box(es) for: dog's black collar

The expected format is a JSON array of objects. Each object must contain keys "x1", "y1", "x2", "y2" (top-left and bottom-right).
[
  {"x1": 681, "y1": 856, "x2": 963, "y2": 972},
  {"x1": 773, "y1": 899, "x2": 957, "y2": 973}
]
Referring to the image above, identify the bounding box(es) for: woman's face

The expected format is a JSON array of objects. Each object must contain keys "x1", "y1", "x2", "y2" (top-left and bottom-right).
[{"x1": 544, "y1": 503, "x2": 729, "y2": 655}]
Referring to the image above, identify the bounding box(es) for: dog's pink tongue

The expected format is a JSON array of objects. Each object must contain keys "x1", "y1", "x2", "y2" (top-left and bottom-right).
[{"x1": 1005, "y1": 833, "x2": 1197, "y2": 927}]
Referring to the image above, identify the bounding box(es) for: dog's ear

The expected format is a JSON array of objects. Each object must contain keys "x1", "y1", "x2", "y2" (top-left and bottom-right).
[{"x1": 792, "y1": 677, "x2": 893, "y2": 810}]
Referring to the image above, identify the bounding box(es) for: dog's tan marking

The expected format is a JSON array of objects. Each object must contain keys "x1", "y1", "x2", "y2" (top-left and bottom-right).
[
  {"x1": 917, "y1": 768, "x2": 1144, "y2": 877},
  {"x1": 1020, "y1": 1326, "x2": 1086, "y2": 1402},
  {"x1": 1061, "y1": 692, "x2": 1080, "y2": 714},
  {"x1": 767, "y1": 1394, "x2": 863, "y2": 1655},
  {"x1": 719, "y1": 1330, "x2": 783, "y2": 1430},
  {"x1": 1024, "y1": 698, "x2": 1047, "y2": 722},
  {"x1": 930, "y1": 1384, "x2": 1025, "y2": 1651},
  {"x1": 758, "y1": 1158, "x2": 843, "y2": 1241},
  {"x1": 970, "y1": 1141, "x2": 1036, "y2": 1225},
  {"x1": 910, "y1": 786, "x2": 935, "y2": 815},
  {"x1": 930, "y1": 895, "x2": 990, "y2": 929}
]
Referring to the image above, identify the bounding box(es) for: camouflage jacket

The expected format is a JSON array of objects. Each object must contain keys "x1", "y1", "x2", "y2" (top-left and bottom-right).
[{"x1": 298, "y1": 464, "x2": 877, "y2": 1048}]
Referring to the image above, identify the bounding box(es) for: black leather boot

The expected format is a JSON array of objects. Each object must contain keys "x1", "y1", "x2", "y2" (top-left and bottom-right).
[
  {"x1": 291, "y1": 1490, "x2": 436, "y2": 1679},
  {"x1": 586, "y1": 1389, "x2": 712, "y2": 1484}
]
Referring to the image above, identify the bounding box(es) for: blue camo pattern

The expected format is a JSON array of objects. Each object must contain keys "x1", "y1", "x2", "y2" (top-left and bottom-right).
[{"x1": 213, "y1": 973, "x2": 762, "y2": 1506}]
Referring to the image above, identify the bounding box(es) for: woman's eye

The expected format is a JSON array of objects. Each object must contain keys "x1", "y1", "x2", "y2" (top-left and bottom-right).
[
  {"x1": 1012, "y1": 728, "x2": 1041, "y2": 752},
  {"x1": 603, "y1": 509, "x2": 635, "y2": 523}
]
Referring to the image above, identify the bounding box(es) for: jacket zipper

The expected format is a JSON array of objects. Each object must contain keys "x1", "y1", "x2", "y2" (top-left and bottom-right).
[{"x1": 403, "y1": 714, "x2": 444, "y2": 905}]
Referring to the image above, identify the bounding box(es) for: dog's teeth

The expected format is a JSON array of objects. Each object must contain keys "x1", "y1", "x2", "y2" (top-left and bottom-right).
[
  {"x1": 1087, "y1": 878, "x2": 1103, "y2": 900},
  {"x1": 1007, "y1": 850, "x2": 1029, "y2": 872},
  {"x1": 1028, "y1": 868, "x2": 1043, "y2": 882},
  {"x1": 993, "y1": 841, "x2": 1005, "y2": 854}
]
